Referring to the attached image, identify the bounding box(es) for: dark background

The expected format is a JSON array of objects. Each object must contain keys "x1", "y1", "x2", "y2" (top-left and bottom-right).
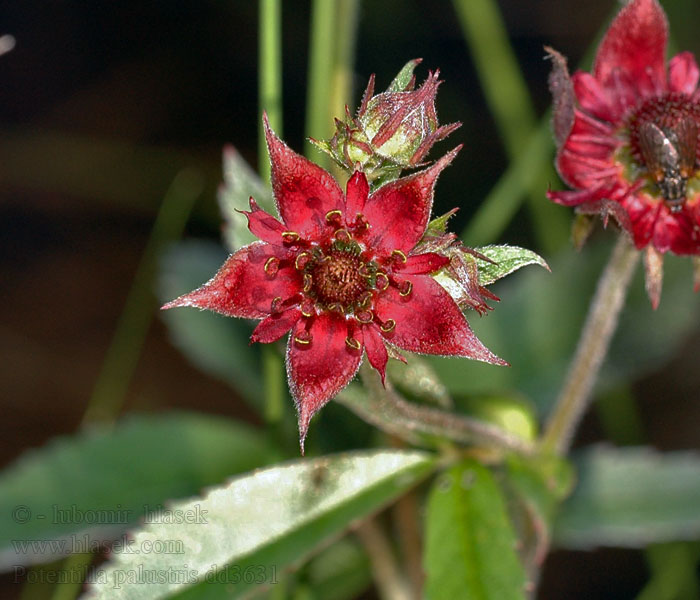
[{"x1": 2, "y1": 1, "x2": 700, "y2": 598}]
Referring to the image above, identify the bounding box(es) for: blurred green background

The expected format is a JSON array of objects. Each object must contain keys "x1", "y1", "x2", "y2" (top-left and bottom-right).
[{"x1": 2, "y1": 1, "x2": 700, "y2": 598}]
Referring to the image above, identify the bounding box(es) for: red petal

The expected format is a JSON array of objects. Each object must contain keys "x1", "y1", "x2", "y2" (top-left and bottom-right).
[
  {"x1": 547, "y1": 184, "x2": 608, "y2": 207},
  {"x1": 362, "y1": 147, "x2": 460, "y2": 255},
  {"x1": 161, "y1": 242, "x2": 300, "y2": 319},
  {"x1": 243, "y1": 198, "x2": 286, "y2": 244},
  {"x1": 396, "y1": 252, "x2": 449, "y2": 275},
  {"x1": 593, "y1": 0, "x2": 668, "y2": 96},
  {"x1": 572, "y1": 72, "x2": 618, "y2": 123},
  {"x1": 251, "y1": 308, "x2": 301, "y2": 343},
  {"x1": 345, "y1": 170, "x2": 369, "y2": 219},
  {"x1": 264, "y1": 114, "x2": 344, "y2": 239},
  {"x1": 287, "y1": 313, "x2": 363, "y2": 449},
  {"x1": 374, "y1": 274, "x2": 506, "y2": 365},
  {"x1": 669, "y1": 51, "x2": 700, "y2": 95},
  {"x1": 363, "y1": 325, "x2": 388, "y2": 384}
]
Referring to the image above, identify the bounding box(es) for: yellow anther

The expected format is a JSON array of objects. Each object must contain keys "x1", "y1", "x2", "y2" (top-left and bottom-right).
[
  {"x1": 355, "y1": 310, "x2": 374, "y2": 324},
  {"x1": 391, "y1": 249, "x2": 407, "y2": 263},
  {"x1": 325, "y1": 209, "x2": 343, "y2": 223},
  {"x1": 300, "y1": 300, "x2": 314, "y2": 318},
  {"x1": 264, "y1": 256, "x2": 279, "y2": 275},
  {"x1": 282, "y1": 231, "x2": 300, "y2": 242},
  {"x1": 354, "y1": 213, "x2": 369, "y2": 230},
  {"x1": 295, "y1": 251, "x2": 311, "y2": 270},
  {"x1": 345, "y1": 337, "x2": 361, "y2": 350},
  {"x1": 327, "y1": 303, "x2": 344, "y2": 313},
  {"x1": 376, "y1": 272, "x2": 389, "y2": 291},
  {"x1": 380, "y1": 319, "x2": 396, "y2": 333},
  {"x1": 303, "y1": 273, "x2": 313, "y2": 293},
  {"x1": 294, "y1": 335, "x2": 311, "y2": 346},
  {"x1": 399, "y1": 280, "x2": 413, "y2": 297}
]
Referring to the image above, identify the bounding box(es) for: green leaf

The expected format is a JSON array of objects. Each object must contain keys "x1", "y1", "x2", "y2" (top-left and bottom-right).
[
  {"x1": 158, "y1": 240, "x2": 262, "y2": 409},
  {"x1": 474, "y1": 244, "x2": 549, "y2": 287},
  {"x1": 424, "y1": 209, "x2": 458, "y2": 239},
  {"x1": 0, "y1": 412, "x2": 274, "y2": 569},
  {"x1": 303, "y1": 538, "x2": 372, "y2": 600},
  {"x1": 386, "y1": 58, "x2": 422, "y2": 93},
  {"x1": 424, "y1": 459, "x2": 527, "y2": 600},
  {"x1": 555, "y1": 446, "x2": 700, "y2": 549},
  {"x1": 85, "y1": 450, "x2": 434, "y2": 599},
  {"x1": 218, "y1": 147, "x2": 274, "y2": 253}
]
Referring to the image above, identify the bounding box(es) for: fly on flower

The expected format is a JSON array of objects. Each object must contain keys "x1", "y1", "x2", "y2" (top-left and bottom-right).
[
  {"x1": 163, "y1": 114, "x2": 505, "y2": 451},
  {"x1": 547, "y1": 0, "x2": 700, "y2": 308}
]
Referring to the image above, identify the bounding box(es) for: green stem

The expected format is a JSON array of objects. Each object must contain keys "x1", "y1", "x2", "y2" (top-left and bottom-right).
[
  {"x1": 541, "y1": 236, "x2": 640, "y2": 454},
  {"x1": 82, "y1": 169, "x2": 202, "y2": 425},
  {"x1": 259, "y1": 0, "x2": 285, "y2": 426},
  {"x1": 348, "y1": 363, "x2": 535, "y2": 455},
  {"x1": 305, "y1": 0, "x2": 336, "y2": 169},
  {"x1": 259, "y1": 0, "x2": 283, "y2": 180}
]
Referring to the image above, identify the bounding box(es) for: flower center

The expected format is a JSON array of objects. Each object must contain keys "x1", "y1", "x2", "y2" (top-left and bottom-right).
[
  {"x1": 311, "y1": 250, "x2": 368, "y2": 306},
  {"x1": 627, "y1": 93, "x2": 700, "y2": 209}
]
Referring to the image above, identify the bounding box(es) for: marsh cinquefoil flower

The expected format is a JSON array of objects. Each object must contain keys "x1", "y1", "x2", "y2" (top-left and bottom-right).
[
  {"x1": 163, "y1": 116, "x2": 504, "y2": 448},
  {"x1": 547, "y1": 0, "x2": 700, "y2": 307}
]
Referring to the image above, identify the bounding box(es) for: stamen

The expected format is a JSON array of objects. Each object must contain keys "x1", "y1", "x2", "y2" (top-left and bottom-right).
[
  {"x1": 282, "y1": 231, "x2": 300, "y2": 243},
  {"x1": 391, "y1": 249, "x2": 407, "y2": 264},
  {"x1": 303, "y1": 273, "x2": 313, "y2": 292},
  {"x1": 355, "y1": 310, "x2": 374, "y2": 324},
  {"x1": 399, "y1": 280, "x2": 413, "y2": 297},
  {"x1": 358, "y1": 291, "x2": 373, "y2": 310},
  {"x1": 353, "y1": 213, "x2": 369, "y2": 231},
  {"x1": 327, "y1": 303, "x2": 344, "y2": 313},
  {"x1": 345, "y1": 337, "x2": 361, "y2": 350},
  {"x1": 264, "y1": 257, "x2": 280, "y2": 276},
  {"x1": 334, "y1": 228, "x2": 352, "y2": 242},
  {"x1": 270, "y1": 296, "x2": 283, "y2": 313},
  {"x1": 294, "y1": 330, "x2": 312, "y2": 346},
  {"x1": 325, "y1": 209, "x2": 343, "y2": 224},
  {"x1": 295, "y1": 251, "x2": 311, "y2": 270},
  {"x1": 300, "y1": 299, "x2": 315, "y2": 318},
  {"x1": 380, "y1": 319, "x2": 396, "y2": 333},
  {"x1": 375, "y1": 272, "x2": 389, "y2": 291}
]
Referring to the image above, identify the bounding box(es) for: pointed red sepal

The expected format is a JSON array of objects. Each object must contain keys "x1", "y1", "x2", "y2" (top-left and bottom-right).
[
  {"x1": 396, "y1": 252, "x2": 449, "y2": 275},
  {"x1": 251, "y1": 308, "x2": 301, "y2": 343},
  {"x1": 363, "y1": 325, "x2": 388, "y2": 384},
  {"x1": 345, "y1": 171, "x2": 369, "y2": 220},
  {"x1": 161, "y1": 242, "x2": 300, "y2": 319},
  {"x1": 242, "y1": 198, "x2": 286, "y2": 244},
  {"x1": 593, "y1": 0, "x2": 668, "y2": 95},
  {"x1": 374, "y1": 274, "x2": 507, "y2": 365},
  {"x1": 263, "y1": 113, "x2": 344, "y2": 239},
  {"x1": 363, "y1": 146, "x2": 460, "y2": 255},
  {"x1": 287, "y1": 313, "x2": 364, "y2": 450}
]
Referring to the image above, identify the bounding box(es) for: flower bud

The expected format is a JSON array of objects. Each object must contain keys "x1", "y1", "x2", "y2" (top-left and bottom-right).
[{"x1": 311, "y1": 59, "x2": 460, "y2": 183}]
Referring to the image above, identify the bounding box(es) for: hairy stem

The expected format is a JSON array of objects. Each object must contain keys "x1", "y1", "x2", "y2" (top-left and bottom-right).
[
  {"x1": 259, "y1": 0, "x2": 285, "y2": 426},
  {"x1": 355, "y1": 518, "x2": 413, "y2": 600},
  {"x1": 542, "y1": 236, "x2": 639, "y2": 454},
  {"x1": 344, "y1": 362, "x2": 535, "y2": 455}
]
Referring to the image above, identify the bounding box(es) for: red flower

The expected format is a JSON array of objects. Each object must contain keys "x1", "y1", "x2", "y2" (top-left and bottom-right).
[
  {"x1": 163, "y1": 116, "x2": 505, "y2": 448},
  {"x1": 548, "y1": 0, "x2": 700, "y2": 306}
]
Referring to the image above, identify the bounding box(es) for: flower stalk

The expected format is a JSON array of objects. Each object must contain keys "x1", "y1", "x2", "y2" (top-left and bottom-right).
[
  {"x1": 542, "y1": 236, "x2": 640, "y2": 454},
  {"x1": 350, "y1": 362, "x2": 535, "y2": 455}
]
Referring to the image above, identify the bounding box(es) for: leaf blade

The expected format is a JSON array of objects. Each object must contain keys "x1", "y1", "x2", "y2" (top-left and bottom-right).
[
  {"x1": 424, "y1": 459, "x2": 527, "y2": 600},
  {"x1": 84, "y1": 450, "x2": 434, "y2": 599}
]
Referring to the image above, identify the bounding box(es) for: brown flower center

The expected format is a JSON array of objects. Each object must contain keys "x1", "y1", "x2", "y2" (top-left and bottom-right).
[
  {"x1": 311, "y1": 251, "x2": 368, "y2": 306},
  {"x1": 627, "y1": 93, "x2": 700, "y2": 209}
]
